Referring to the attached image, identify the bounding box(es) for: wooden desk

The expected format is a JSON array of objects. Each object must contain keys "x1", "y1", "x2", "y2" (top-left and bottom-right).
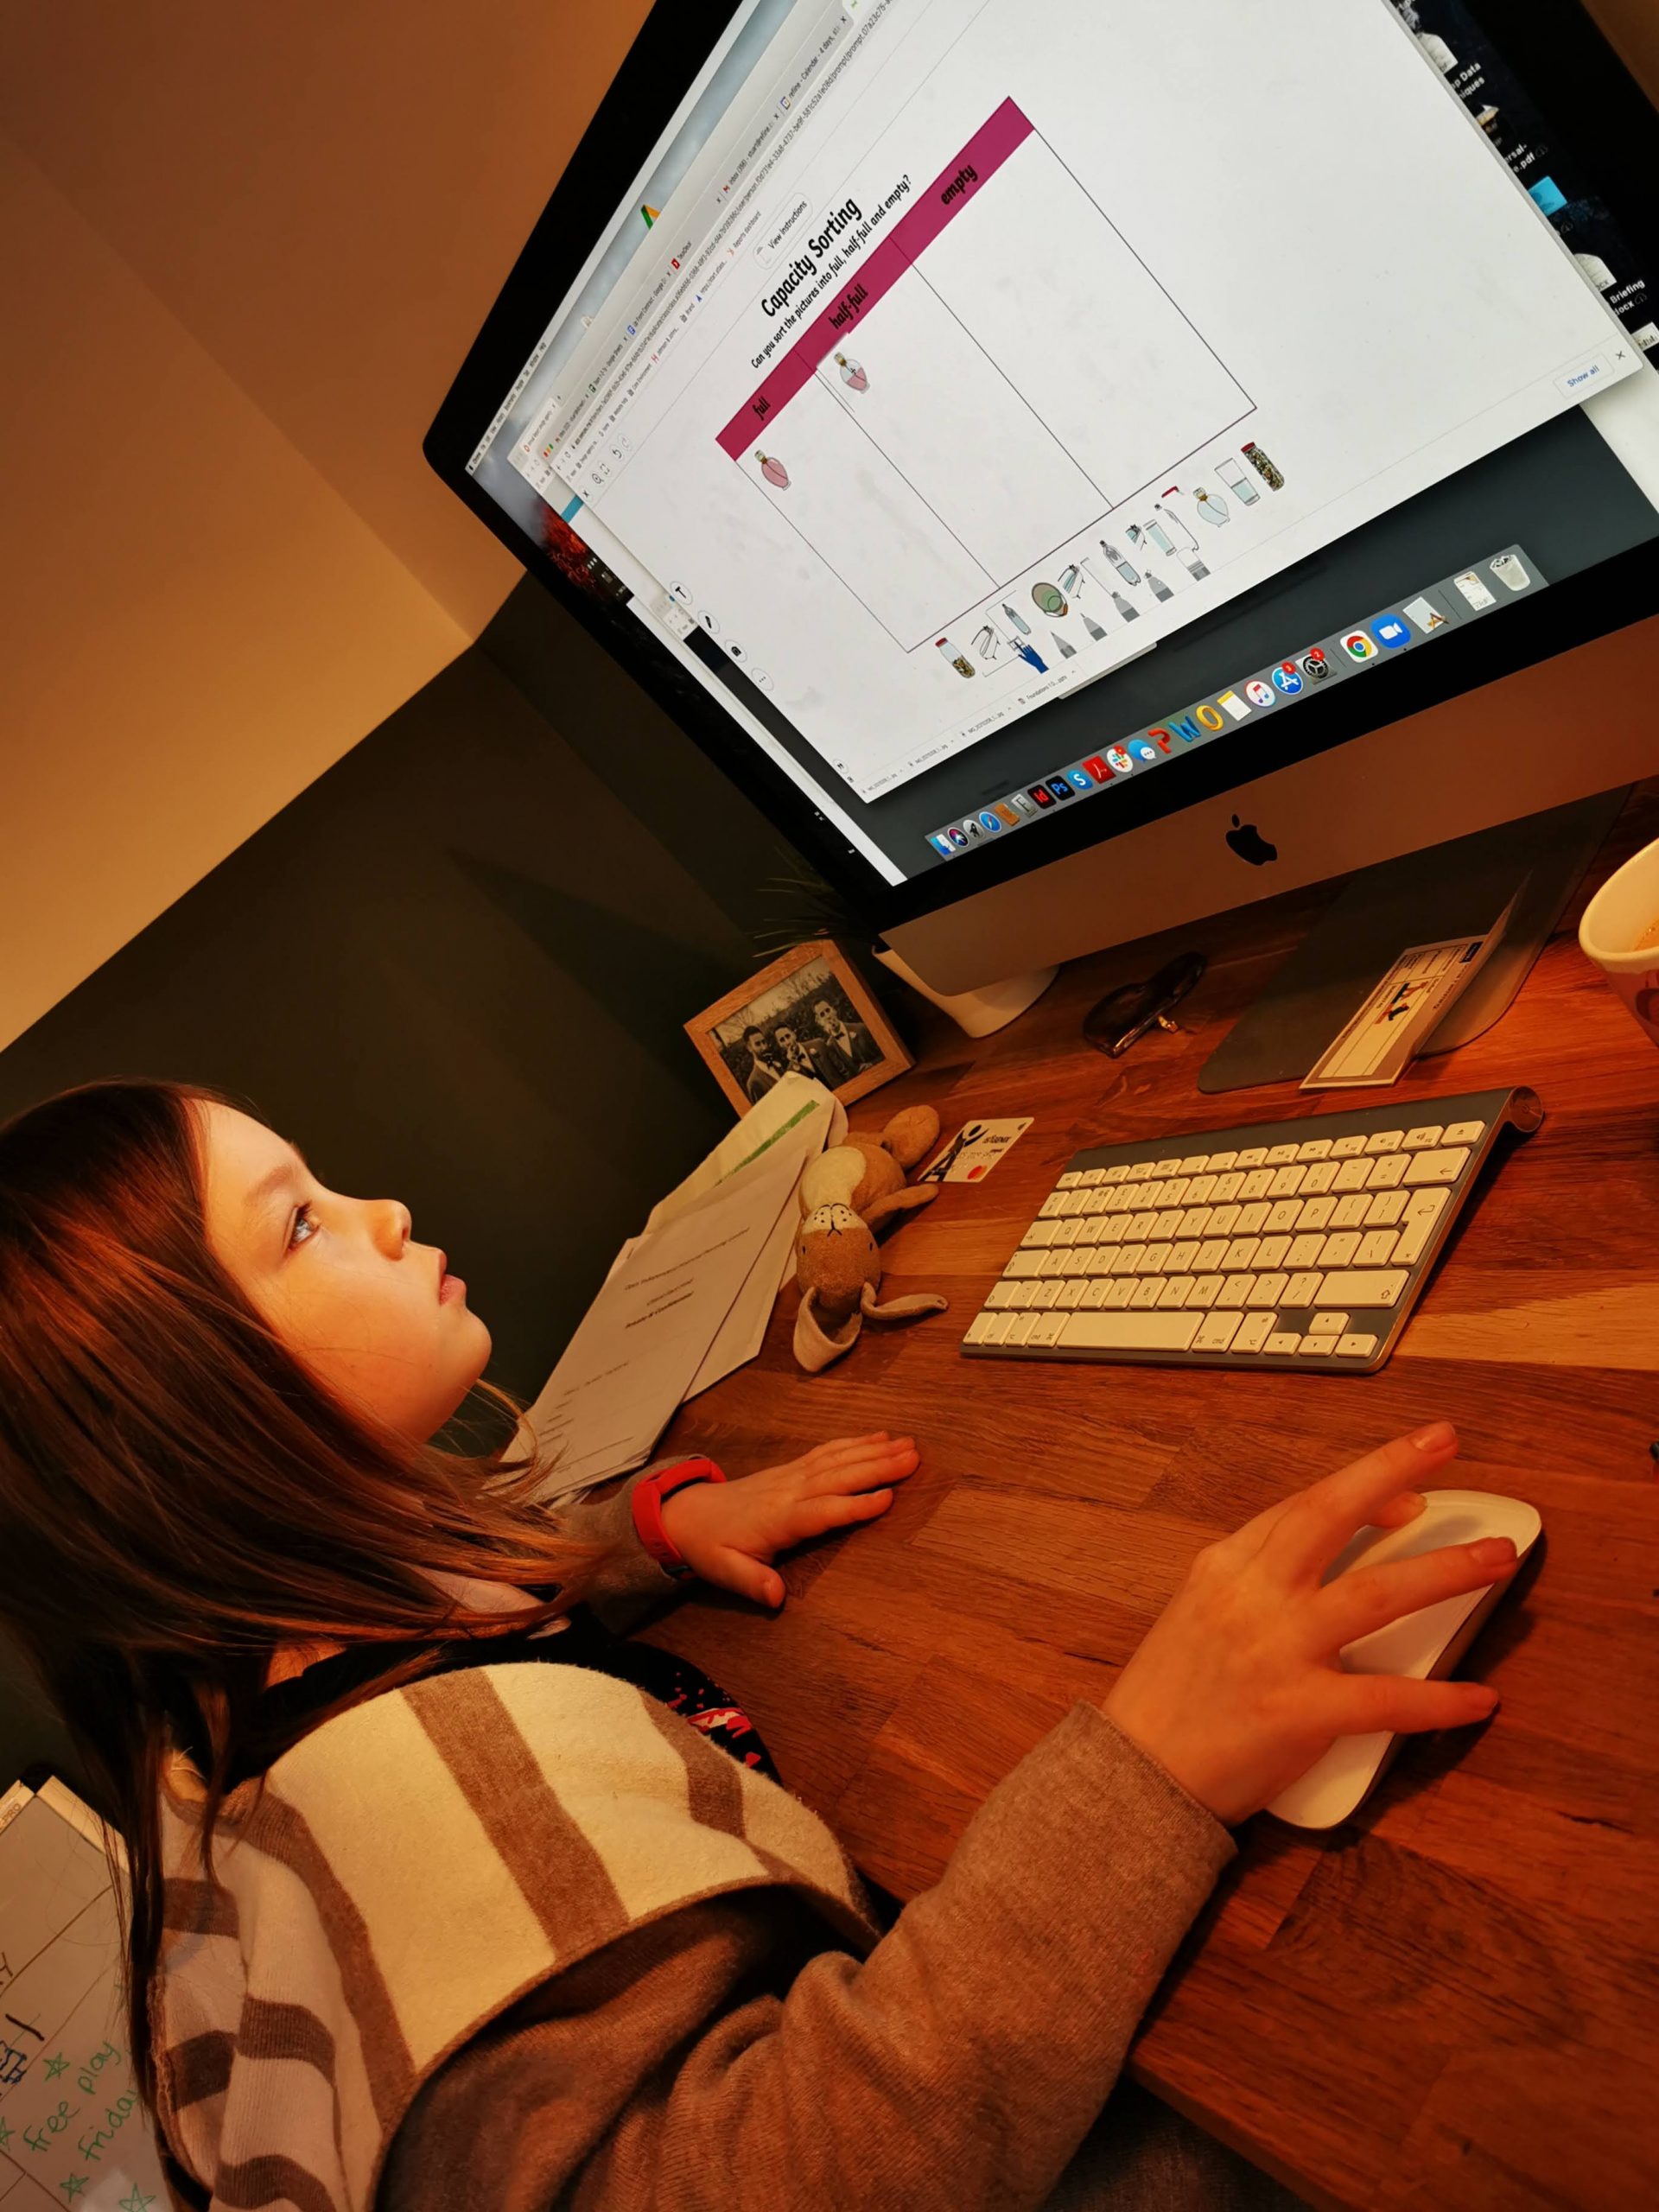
[{"x1": 643, "y1": 783, "x2": 1659, "y2": 2212}]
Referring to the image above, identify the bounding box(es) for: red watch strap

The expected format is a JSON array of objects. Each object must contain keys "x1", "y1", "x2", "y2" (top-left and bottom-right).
[{"x1": 631, "y1": 1458, "x2": 727, "y2": 1576}]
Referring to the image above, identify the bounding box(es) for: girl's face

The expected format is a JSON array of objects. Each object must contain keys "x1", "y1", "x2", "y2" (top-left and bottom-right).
[{"x1": 197, "y1": 1104, "x2": 491, "y2": 1441}]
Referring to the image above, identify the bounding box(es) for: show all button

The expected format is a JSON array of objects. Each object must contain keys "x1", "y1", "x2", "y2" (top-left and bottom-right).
[{"x1": 1557, "y1": 353, "x2": 1611, "y2": 397}]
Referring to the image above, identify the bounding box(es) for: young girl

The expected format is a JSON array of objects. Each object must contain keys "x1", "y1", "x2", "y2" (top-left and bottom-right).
[{"x1": 0, "y1": 1078, "x2": 1515, "y2": 2211}]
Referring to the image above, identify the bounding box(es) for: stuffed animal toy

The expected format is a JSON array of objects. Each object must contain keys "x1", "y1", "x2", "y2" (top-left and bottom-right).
[{"x1": 793, "y1": 1104, "x2": 950, "y2": 1372}]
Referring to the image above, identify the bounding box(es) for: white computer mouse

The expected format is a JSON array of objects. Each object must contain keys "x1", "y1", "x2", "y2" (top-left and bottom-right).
[{"x1": 1267, "y1": 1488, "x2": 1541, "y2": 1830}]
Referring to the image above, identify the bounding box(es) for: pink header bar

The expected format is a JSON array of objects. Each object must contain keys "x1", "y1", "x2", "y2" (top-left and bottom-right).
[{"x1": 716, "y1": 99, "x2": 1034, "y2": 461}]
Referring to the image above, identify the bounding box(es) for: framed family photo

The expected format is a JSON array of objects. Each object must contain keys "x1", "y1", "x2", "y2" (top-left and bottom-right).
[{"x1": 688, "y1": 940, "x2": 912, "y2": 1115}]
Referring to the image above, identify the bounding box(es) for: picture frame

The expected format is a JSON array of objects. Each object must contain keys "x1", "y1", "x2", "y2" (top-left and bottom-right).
[{"x1": 688, "y1": 940, "x2": 912, "y2": 1116}]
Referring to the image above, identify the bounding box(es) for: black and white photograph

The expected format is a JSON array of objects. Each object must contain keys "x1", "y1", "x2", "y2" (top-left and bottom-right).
[{"x1": 687, "y1": 940, "x2": 912, "y2": 1115}]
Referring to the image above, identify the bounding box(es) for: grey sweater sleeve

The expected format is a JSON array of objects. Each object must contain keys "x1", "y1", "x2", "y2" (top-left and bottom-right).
[
  {"x1": 379, "y1": 1704, "x2": 1236, "y2": 2212},
  {"x1": 542, "y1": 1459, "x2": 700, "y2": 1634}
]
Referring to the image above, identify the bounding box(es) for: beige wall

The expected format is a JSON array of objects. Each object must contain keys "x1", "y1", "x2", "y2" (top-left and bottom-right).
[{"x1": 0, "y1": 3, "x2": 649, "y2": 1052}]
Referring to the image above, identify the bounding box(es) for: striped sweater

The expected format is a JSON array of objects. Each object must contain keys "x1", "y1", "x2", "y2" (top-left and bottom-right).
[{"x1": 155, "y1": 1657, "x2": 882, "y2": 2210}]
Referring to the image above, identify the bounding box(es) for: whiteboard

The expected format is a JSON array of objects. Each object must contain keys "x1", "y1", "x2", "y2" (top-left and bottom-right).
[{"x1": 0, "y1": 1779, "x2": 170, "y2": 2209}]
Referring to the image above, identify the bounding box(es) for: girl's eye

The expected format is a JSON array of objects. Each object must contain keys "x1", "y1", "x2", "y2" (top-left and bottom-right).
[{"x1": 289, "y1": 1202, "x2": 320, "y2": 1250}]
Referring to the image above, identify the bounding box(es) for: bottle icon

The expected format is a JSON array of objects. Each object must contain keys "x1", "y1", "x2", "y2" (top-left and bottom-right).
[
  {"x1": 1081, "y1": 610, "x2": 1108, "y2": 642},
  {"x1": 1102, "y1": 540, "x2": 1141, "y2": 587},
  {"x1": 1216, "y1": 457, "x2": 1260, "y2": 506},
  {"x1": 1112, "y1": 591, "x2": 1141, "y2": 623},
  {"x1": 1193, "y1": 486, "x2": 1230, "y2": 525},
  {"x1": 1001, "y1": 601, "x2": 1033, "y2": 636},
  {"x1": 1050, "y1": 629, "x2": 1077, "y2": 660},
  {"x1": 756, "y1": 451, "x2": 791, "y2": 489},
  {"x1": 1143, "y1": 568, "x2": 1174, "y2": 602},
  {"x1": 1242, "y1": 442, "x2": 1285, "y2": 490},
  {"x1": 936, "y1": 637, "x2": 976, "y2": 677}
]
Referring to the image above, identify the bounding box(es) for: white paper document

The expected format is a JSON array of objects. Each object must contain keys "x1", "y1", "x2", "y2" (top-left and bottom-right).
[
  {"x1": 528, "y1": 1077, "x2": 843, "y2": 1497},
  {"x1": 1302, "y1": 893, "x2": 1518, "y2": 1089}
]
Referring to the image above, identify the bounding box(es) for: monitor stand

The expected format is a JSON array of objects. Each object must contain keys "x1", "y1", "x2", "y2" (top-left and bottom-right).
[{"x1": 1197, "y1": 786, "x2": 1629, "y2": 1095}]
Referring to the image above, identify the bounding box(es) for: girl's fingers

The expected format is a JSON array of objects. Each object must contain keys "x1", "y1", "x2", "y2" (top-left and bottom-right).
[
  {"x1": 1317, "y1": 1669, "x2": 1499, "y2": 1740},
  {"x1": 1264, "y1": 1423, "x2": 1459, "y2": 1585},
  {"x1": 801, "y1": 1433, "x2": 893, "y2": 1470},
  {"x1": 796, "y1": 1488, "x2": 894, "y2": 1535},
  {"x1": 1312, "y1": 1535, "x2": 1516, "y2": 1651},
  {"x1": 805, "y1": 1441, "x2": 918, "y2": 1491}
]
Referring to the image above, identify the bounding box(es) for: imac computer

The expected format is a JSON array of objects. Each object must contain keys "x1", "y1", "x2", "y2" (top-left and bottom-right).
[{"x1": 427, "y1": 0, "x2": 1659, "y2": 1021}]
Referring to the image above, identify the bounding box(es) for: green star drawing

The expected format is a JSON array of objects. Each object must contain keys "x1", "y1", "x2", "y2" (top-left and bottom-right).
[
  {"x1": 42, "y1": 2050, "x2": 68, "y2": 2079},
  {"x1": 58, "y1": 2177, "x2": 89, "y2": 2205},
  {"x1": 0, "y1": 2114, "x2": 10, "y2": 2148},
  {"x1": 118, "y1": 2191, "x2": 156, "y2": 2212}
]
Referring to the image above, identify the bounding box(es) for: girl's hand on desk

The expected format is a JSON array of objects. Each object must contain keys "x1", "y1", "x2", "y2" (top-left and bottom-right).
[
  {"x1": 660, "y1": 1433, "x2": 920, "y2": 1607},
  {"x1": 1103, "y1": 1421, "x2": 1517, "y2": 1826}
]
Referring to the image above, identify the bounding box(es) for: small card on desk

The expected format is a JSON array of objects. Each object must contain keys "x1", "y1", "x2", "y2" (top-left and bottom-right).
[
  {"x1": 1302, "y1": 894, "x2": 1516, "y2": 1090},
  {"x1": 920, "y1": 1117, "x2": 1033, "y2": 1180}
]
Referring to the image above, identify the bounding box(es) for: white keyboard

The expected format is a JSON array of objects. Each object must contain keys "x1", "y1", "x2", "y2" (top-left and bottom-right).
[{"x1": 962, "y1": 1088, "x2": 1543, "y2": 1374}]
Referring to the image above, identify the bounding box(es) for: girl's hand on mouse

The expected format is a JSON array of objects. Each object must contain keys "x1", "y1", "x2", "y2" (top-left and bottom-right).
[
  {"x1": 1103, "y1": 1421, "x2": 1517, "y2": 1826},
  {"x1": 659, "y1": 1433, "x2": 920, "y2": 1607}
]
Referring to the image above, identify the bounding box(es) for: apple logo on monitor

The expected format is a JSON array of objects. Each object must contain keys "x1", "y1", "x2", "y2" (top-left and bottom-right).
[{"x1": 1226, "y1": 814, "x2": 1278, "y2": 866}]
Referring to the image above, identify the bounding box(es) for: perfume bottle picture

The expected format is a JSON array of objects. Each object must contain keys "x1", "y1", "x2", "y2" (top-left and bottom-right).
[{"x1": 1193, "y1": 486, "x2": 1230, "y2": 524}]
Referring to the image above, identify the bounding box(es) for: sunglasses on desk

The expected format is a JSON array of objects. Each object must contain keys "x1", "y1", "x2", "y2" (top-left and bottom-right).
[{"x1": 1082, "y1": 951, "x2": 1207, "y2": 1058}]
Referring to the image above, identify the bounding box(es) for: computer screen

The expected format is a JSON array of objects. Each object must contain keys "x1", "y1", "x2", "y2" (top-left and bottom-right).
[{"x1": 430, "y1": 0, "x2": 1659, "y2": 923}]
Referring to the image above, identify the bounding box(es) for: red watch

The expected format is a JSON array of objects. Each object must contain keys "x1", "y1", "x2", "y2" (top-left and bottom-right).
[{"x1": 631, "y1": 1457, "x2": 727, "y2": 1578}]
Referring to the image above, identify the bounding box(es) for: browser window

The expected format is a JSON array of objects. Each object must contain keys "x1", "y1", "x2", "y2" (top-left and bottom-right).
[{"x1": 468, "y1": 0, "x2": 1659, "y2": 881}]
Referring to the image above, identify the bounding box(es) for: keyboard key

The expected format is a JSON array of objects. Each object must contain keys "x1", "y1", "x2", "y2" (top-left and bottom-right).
[
  {"x1": 1007, "y1": 1284, "x2": 1040, "y2": 1308},
  {"x1": 1310, "y1": 1313, "x2": 1348, "y2": 1334},
  {"x1": 1363, "y1": 1129, "x2": 1402, "y2": 1153},
  {"x1": 1103, "y1": 1165, "x2": 1132, "y2": 1183},
  {"x1": 1368, "y1": 1154, "x2": 1408, "y2": 1187},
  {"x1": 1268, "y1": 1165, "x2": 1306, "y2": 1197},
  {"x1": 1056, "y1": 1310, "x2": 1204, "y2": 1351},
  {"x1": 1208, "y1": 1203, "x2": 1243, "y2": 1235},
  {"x1": 1166, "y1": 1242, "x2": 1201, "y2": 1273},
  {"x1": 1265, "y1": 1332, "x2": 1301, "y2": 1356},
  {"x1": 1033, "y1": 1280, "x2": 1064, "y2": 1306},
  {"x1": 983, "y1": 1312, "x2": 1016, "y2": 1344},
  {"x1": 1255, "y1": 1236, "x2": 1291, "y2": 1269},
  {"x1": 1394, "y1": 1188, "x2": 1449, "y2": 1265},
  {"x1": 1096, "y1": 1217, "x2": 1128, "y2": 1245},
  {"x1": 1241, "y1": 1169, "x2": 1274, "y2": 1198},
  {"x1": 1211, "y1": 1173, "x2": 1246, "y2": 1202},
  {"x1": 1128, "y1": 1161, "x2": 1160, "y2": 1182},
  {"x1": 1298, "y1": 1195, "x2": 1336, "y2": 1230},
  {"x1": 1222, "y1": 1238, "x2": 1261, "y2": 1271},
  {"x1": 1402, "y1": 1126, "x2": 1443, "y2": 1150},
  {"x1": 1249, "y1": 1274, "x2": 1289, "y2": 1307},
  {"x1": 1236, "y1": 1147, "x2": 1268, "y2": 1167},
  {"x1": 1206, "y1": 1152, "x2": 1239, "y2": 1172},
  {"x1": 1056, "y1": 1279, "x2": 1088, "y2": 1308},
  {"x1": 1356, "y1": 1230, "x2": 1398, "y2": 1267},
  {"x1": 1403, "y1": 1147, "x2": 1471, "y2": 1185},
  {"x1": 1157, "y1": 1277, "x2": 1193, "y2": 1308},
  {"x1": 1237, "y1": 1202, "x2": 1271, "y2": 1233},
  {"x1": 1187, "y1": 1275, "x2": 1224, "y2": 1308},
  {"x1": 1266, "y1": 1199, "x2": 1302, "y2": 1232},
  {"x1": 1442, "y1": 1120, "x2": 1485, "y2": 1146},
  {"x1": 1111, "y1": 1245, "x2": 1146, "y2": 1274},
  {"x1": 1318, "y1": 1231, "x2": 1362, "y2": 1268},
  {"x1": 966, "y1": 1313, "x2": 998, "y2": 1344},
  {"x1": 1232, "y1": 1313, "x2": 1276, "y2": 1352},
  {"x1": 1039, "y1": 1252, "x2": 1071, "y2": 1275},
  {"x1": 1082, "y1": 1280, "x2": 1113, "y2": 1308},
  {"x1": 1266, "y1": 1143, "x2": 1300, "y2": 1165},
  {"x1": 988, "y1": 1283, "x2": 1021, "y2": 1308},
  {"x1": 1180, "y1": 1155, "x2": 1211, "y2": 1175},
  {"x1": 1185, "y1": 1176, "x2": 1220, "y2": 1204},
  {"x1": 1221, "y1": 1274, "x2": 1257, "y2": 1306},
  {"x1": 1300, "y1": 1160, "x2": 1339, "y2": 1193},
  {"x1": 1195, "y1": 1239, "x2": 1230, "y2": 1271},
  {"x1": 1160, "y1": 1179, "x2": 1191, "y2": 1208},
  {"x1": 1151, "y1": 1211, "x2": 1185, "y2": 1240},
  {"x1": 1331, "y1": 1135, "x2": 1367, "y2": 1157},
  {"x1": 1006, "y1": 1312, "x2": 1037, "y2": 1344},
  {"x1": 1007, "y1": 1253, "x2": 1044, "y2": 1277},
  {"x1": 1154, "y1": 1158, "x2": 1183, "y2": 1175},
  {"x1": 1179, "y1": 1206, "x2": 1211, "y2": 1238},
  {"x1": 1285, "y1": 1270, "x2": 1323, "y2": 1306},
  {"x1": 1333, "y1": 1158, "x2": 1372, "y2": 1192},
  {"x1": 1364, "y1": 1190, "x2": 1407, "y2": 1224},
  {"x1": 1027, "y1": 1313, "x2": 1067, "y2": 1346},
  {"x1": 1039, "y1": 1193, "x2": 1069, "y2": 1218},
  {"x1": 1022, "y1": 1222, "x2": 1058, "y2": 1248},
  {"x1": 1195, "y1": 1309, "x2": 1243, "y2": 1351},
  {"x1": 1336, "y1": 1333, "x2": 1380, "y2": 1359},
  {"x1": 1295, "y1": 1137, "x2": 1333, "y2": 1160},
  {"x1": 1058, "y1": 1172, "x2": 1084, "y2": 1187},
  {"x1": 1287, "y1": 1235, "x2": 1325, "y2": 1269},
  {"x1": 1317, "y1": 1271, "x2": 1410, "y2": 1307},
  {"x1": 1130, "y1": 1278, "x2": 1164, "y2": 1308},
  {"x1": 1103, "y1": 1277, "x2": 1136, "y2": 1307},
  {"x1": 1141, "y1": 1244, "x2": 1171, "y2": 1275},
  {"x1": 1331, "y1": 1193, "x2": 1370, "y2": 1229},
  {"x1": 1298, "y1": 1337, "x2": 1336, "y2": 1356}
]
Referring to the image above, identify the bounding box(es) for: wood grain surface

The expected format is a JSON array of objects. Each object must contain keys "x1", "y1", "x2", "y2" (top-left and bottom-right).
[{"x1": 639, "y1": 782, "x2": 1659, "y2": 2212}]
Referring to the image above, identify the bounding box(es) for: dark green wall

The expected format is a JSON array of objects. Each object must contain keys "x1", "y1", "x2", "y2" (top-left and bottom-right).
[{"x1": 0, "y1": 590, "x2": 813, "y2": 1794}]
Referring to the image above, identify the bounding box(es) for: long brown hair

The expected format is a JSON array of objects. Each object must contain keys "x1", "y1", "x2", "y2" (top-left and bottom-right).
[{"x1": 0, "y1": 1077, "x2": 610, "y2": 2109}]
